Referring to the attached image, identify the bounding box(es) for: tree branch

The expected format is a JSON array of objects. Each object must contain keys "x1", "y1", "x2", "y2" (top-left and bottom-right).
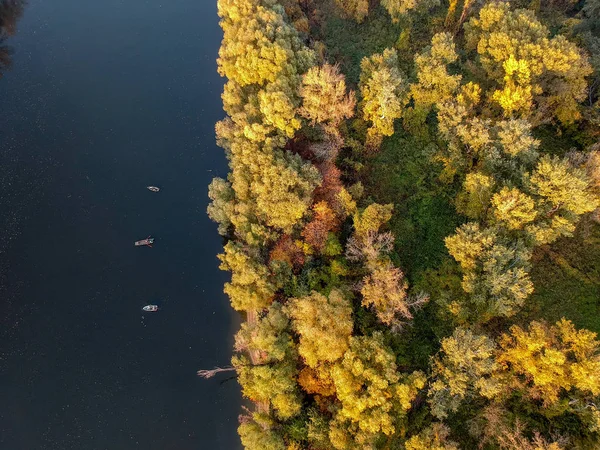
[{"x1": 196, "y1": 366, "x2": 236, "y2": 379}]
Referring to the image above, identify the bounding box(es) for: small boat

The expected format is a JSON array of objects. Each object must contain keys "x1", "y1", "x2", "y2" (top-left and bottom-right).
[
  {"x1": 134, "y1": 236, "x2": 154, "y2": 247},
  {"x1": 142, "y1": 305, "x2": 159, "y2": 312},
  {"x1": 147, "y1": 186, "x2": 160, "y2": 192}
]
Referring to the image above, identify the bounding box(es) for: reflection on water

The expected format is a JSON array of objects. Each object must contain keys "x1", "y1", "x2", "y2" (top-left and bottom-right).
[{"x1": 0, "y1": 0, "x2": 26, "y2": 76}]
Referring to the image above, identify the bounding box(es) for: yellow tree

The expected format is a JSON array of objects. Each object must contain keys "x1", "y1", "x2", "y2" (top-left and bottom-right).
[
  {"x1": 252, "y1": 148, "x2": 321, "y2": 233},
  {"x1": 381, "y1": 0, "x2": 419, "y2": 22},
  {"x1": 330, "y1": 332, "x2": 426, "y2": 448},
  {"x1": 352, "y1": 203, "x2": 394, "y2": 239},
  {"x1": 217, "y1": 0, "x2": 314, "y2": 88},
  {"x1": 234, "y1": 353, "x2": 303, "y2": 419},
  {"x1": 429, "y1": 327, "x2": 501, "y2": 419},
  {"x1": 207, "y1": 177, "x2": 235, "y2": 235},
  {"x1": 529, "y1": 155, "x2": 599, "y2": 217},
  {"x1": 464, "y1": 2, "x2": 592, "y2": 124},
  {"x1": 497, "y1": 319, "x2": 600, "y2": 406},
  {"x1": 455, "y1": 172, "x2": 495, "y2": 220},
  {"x1": 491, "y1": 187, "x2": 537, "y2": 230},
  {"x1": 405, "y1": 423, "x2": 460, "y2": 450},
  {"x1": 359, "y1": 48, "x2": 408, "y2": 146},
  {"x1": 299, "y1": 64, "x2": 356, "y2": 133},
  {"x1": 218, "y1": 242, "x2": 277, "y2": 311},
  {"x1": 410, "y1": 33, "x2": 462, "y2": 110},
  {"x1": 444, "y1": 222, "x2": 495, "y2": 271},
  {"x1": 527, "y1": 155, "x2": 599, "y2": 244},
  {"x1": 445, "y1": 223, "x2": 533, "y2": 320},
  {"x1": 361, "y1": 263, "x2": 411, "y2": 326},
  {"x1": 496, "y1": 119, "x2": 539, "y2": 159},
  {"x1": 286, "y1": 289, "x2": 353, "y2": 368},
  {"x1": 217, "y1": 0, "x2": 315, "y2": 142}
]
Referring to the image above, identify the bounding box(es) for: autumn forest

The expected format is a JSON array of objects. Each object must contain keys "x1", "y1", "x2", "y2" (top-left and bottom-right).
[{"x1": 208, "y1": 0, "x2": 600, "y2": 448}]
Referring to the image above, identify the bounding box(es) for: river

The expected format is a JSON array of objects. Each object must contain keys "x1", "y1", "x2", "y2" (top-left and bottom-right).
[{"x1": 0, "y1": 1, "x2": 241, "y2": 449}]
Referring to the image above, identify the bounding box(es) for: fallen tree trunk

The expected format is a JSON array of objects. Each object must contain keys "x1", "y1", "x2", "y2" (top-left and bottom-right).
[{"x1": 196, "y1": 366, "x2": 236, "y2": 379}]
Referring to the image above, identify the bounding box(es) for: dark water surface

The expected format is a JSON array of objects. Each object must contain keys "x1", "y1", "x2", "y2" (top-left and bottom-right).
[{"x1": 0, "y1": 1, "x2": 242, "y2": 448}]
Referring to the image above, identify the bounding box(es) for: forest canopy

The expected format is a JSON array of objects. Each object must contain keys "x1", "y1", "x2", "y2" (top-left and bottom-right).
[{"x1": 208, "y1": 0, "x2": 600, "y2": 448}]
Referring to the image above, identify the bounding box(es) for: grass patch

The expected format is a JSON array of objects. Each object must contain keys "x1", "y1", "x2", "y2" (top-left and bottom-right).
[
  {"x1": 519, "y1": 218, "x2": 600, "y2": 333},
  {"x1": 362, "y1": 130, "x2": 462, "y2": 282},
  {"x1": 321, "y1": 4, "x2": 403, "y2": 85}
]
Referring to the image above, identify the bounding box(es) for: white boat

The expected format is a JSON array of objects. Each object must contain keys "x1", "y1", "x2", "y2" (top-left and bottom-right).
[
  {"x1": 134, "y1": 236, "x2": 154, "y2": 247},
  {"x1": 147, "y1": 186, "x2": 160, "y2": 192},
  {"x1": 142, "y1": 305, "x2": 159, "y2": 312}
]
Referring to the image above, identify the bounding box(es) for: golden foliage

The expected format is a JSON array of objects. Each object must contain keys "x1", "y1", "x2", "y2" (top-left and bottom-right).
[
  {"x1": 299, "y1": 64, "x2": 356, "y2": 132},
  {"x1": 334, "y1": 0, "x2": 369, "y2": 22},
  {"x1": 287, "y1": 289, "x2": 353, "y2": 367},
  {"x1": 361, "y1": 263, "x2": 410, "y2": 325},
  {"x1": 405, "y1": 423, "x2": 460, "y2": 450},
  {"x1": 465, "y1": 2, "x2": 592, "y2": 124},
  {"x1": 498, "y1": 319, "x2": 600, "y2": 405},
  {"x1": 218, "y1": 242, "x2": 276, "y2": 311},
  {"x1": 429, "y1": 328, "x2": 500, "y2": 419},
  {"x1": 330, "y1": 332, "x2": 426, "y2": 447},
  {"x1": 491, "y1": 187, "x2": 538, "y2": 230},
  {"x1": 359, "y1": 48, "x2": 408, "y2": 144},
  {"x1": 411, "y1": 33, "x2": 462, "y2": 109}
]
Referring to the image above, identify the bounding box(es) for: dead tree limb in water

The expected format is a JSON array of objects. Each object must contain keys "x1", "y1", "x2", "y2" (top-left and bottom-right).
[{"x1": 196, "y1": 366, "x2": 236, "y2": 379}]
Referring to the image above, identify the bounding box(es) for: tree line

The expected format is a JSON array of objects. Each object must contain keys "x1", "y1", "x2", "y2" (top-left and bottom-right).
[{"x1": 208, "y1": 0, "x2": 600, "y2": 448}]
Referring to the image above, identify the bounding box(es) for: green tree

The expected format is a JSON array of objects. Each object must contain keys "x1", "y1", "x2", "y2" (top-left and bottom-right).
[
  {"x1": 207, "y1": 177, "x2": 235, "y2": 235},
  {"x1": 235, "y1": 302, "x2": 294, "y2": 362},
  {"x1": 238, "y1": 416, "x2": 286, "y2": 450},
  {"x1": 381, "y1": 0, "x2": 440, "y2": 23},
  {"x1": 234, "y1": 354, "x2": 303, "y2": 419}
]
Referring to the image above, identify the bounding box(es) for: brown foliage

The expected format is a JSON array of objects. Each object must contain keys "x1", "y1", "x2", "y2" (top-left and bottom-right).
[
  {"x1": 314, "y1": 160, "x2": 344, "y2": 218},
  {"x1": 285, "y1": 135, "x2": 314, "y2": 161},
  {"x1": 269, "y1": 235, "x2": 306, "y2": 269},
  {"x1": 302, "y1": 202, "x2": 338, "y2": 251},
  {"x1": 345, "y1": 231, "x2": 395, "y2": 267},
  {"x1": 298, "y1": 366, "x2": 336, "y2": 396},
  {"x1": 361, "y1": 264, "x2": 410, "y2": 325},
  {"x1": 309, "y1": 132, "x2": 343, "y2": 161}
]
